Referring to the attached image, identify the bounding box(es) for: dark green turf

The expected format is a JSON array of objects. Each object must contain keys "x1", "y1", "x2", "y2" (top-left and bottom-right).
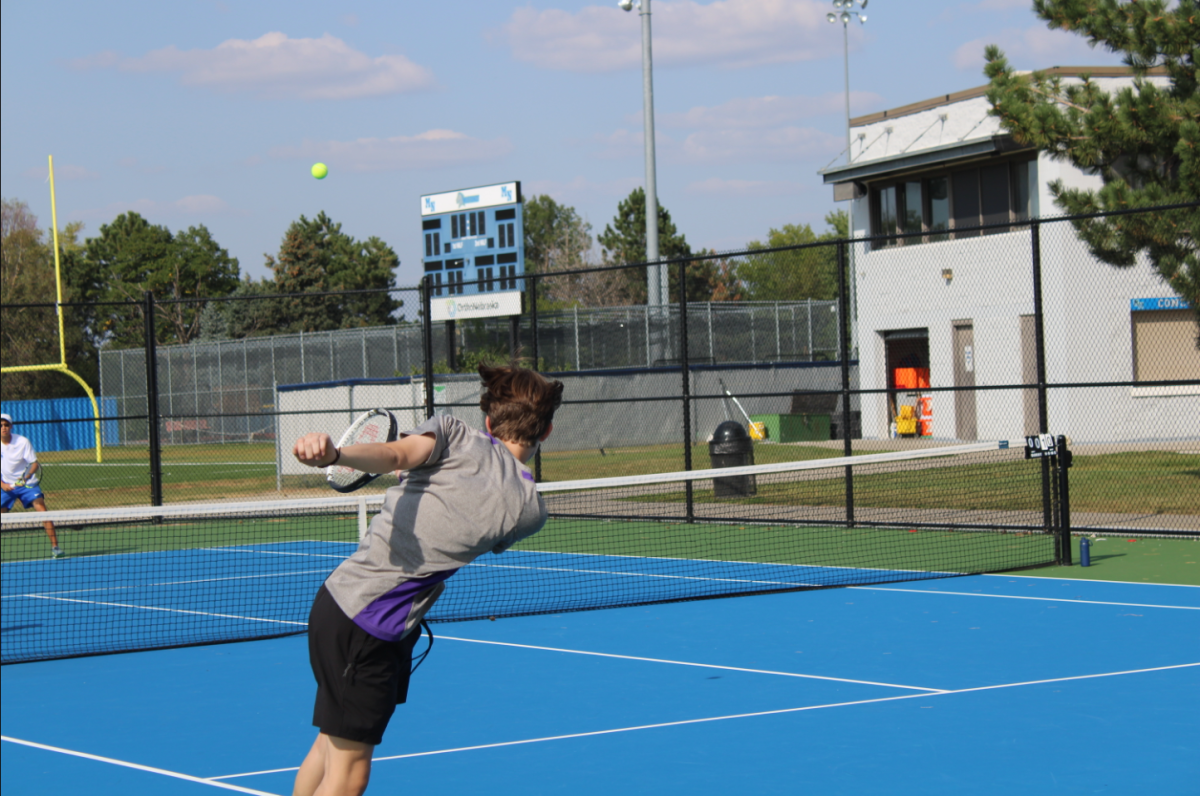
[
  {"x1": 518, "y1": 517, "x2": 1056, "y2": 577},
  {"x1": 1022, "y1": 535, "x2": 1200, "y2": 586}
]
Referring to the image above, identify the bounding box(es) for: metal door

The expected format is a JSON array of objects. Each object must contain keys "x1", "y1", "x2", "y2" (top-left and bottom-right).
[{"x1": 952, "y1": 322, "x2": 977, "y2": 440}]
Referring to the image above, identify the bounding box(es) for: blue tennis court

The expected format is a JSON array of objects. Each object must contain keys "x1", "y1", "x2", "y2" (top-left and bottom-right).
[
  {"x1": 3, "y1": 573, "x2": 1197, "y2": 795},
  {"x1": 3, "y1": 540, "x2": 989, "y2": 663}
]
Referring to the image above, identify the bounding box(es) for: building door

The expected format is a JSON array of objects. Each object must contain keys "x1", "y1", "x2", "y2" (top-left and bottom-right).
[
  {"x1": 952, "y1": 322, "x2": 976, "y2": 440},
  {"x1": 883, "y1": 330, "x2": 929, "y2": 424}
]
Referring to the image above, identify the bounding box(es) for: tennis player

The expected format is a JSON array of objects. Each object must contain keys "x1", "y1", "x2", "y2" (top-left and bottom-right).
[
  {"x1": 0, "y1": 413, "x2": 62, "y2": 558},
  {"x1": 290, "y1": 363, "x2": 563, "y2": 796}
]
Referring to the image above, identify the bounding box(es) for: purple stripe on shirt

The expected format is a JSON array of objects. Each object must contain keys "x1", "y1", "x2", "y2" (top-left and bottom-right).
[
  {"x1": 520, "y1": 471, "x2": 534, "y2": 481},
  {"x1": 353, "y1": 569, "x2": 457, "y2": 642}
]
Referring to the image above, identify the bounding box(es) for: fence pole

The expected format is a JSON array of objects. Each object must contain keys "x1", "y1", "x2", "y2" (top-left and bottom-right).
[
  {"x1": 1030, "y1": 221, "x2": 1055, "y2": 538},
  {"x1": 836, "y1": 242, "x2": 854, "y2": 527},
  {"x1": 421, "y1": 277, "x2": 435, "y2": 420},
  {"x1": 143, "y1": 291, "x2": 163, "y2": 507},
  {"x1": 679, "y1": 261, "x2": 694, "y2": 521},
  {"x1": 528, "y1": 271, "x2": 542, "y2": 481},
  {"x1": 644, "y1": 304, "x2": 650, "y2": 367},
  {"x1": 1031, "y1": 222, "x2": 1049, "y2": 434},
  {"x1": 775, "y1": 302, "x2": 781, "y2": 361}
]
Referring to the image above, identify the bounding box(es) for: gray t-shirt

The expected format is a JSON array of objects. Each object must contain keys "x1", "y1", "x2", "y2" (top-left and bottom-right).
[{"x1": 323, "y1": 414, "x2": 546, "y2": 640}]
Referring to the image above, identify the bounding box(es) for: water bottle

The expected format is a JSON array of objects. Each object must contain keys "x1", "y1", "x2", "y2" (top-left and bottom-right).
[{"x1": 1080, "y1": 537, "x2": 1091, "y2": 567}]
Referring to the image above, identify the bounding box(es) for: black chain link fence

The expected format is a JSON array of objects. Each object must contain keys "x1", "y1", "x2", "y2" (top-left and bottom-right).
[{"x1": 2, "y1": 206, "x2": 1195, "y2": 538}]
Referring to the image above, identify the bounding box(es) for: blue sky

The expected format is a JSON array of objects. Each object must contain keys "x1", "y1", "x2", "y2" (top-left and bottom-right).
[{"x1": 0, "y1": 0, "x2": 1125, "y2": 287}]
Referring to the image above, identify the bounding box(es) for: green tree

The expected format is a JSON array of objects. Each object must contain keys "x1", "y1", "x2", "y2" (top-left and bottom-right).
[
  {"x1": 197, "y1": 276, "x2": 287, "y2": 341},
  {"x1": 737, "y1": 210, "x2": 846, "y2": 301},
  {"x1": 597, "y1": 188, "x2": 692, "y2": 304},
  {"x1": 266, "y1": 212, "x2": 401, "y2": 332},
  {"x1": 984, "y1": 0, "x2": 1199, "y2": 336},
  {"x1": 1, "y1": 198, "x2": 96, "y2": 399},
  {"x1": 523, "y1": 194, "x2": 626, "y2": 308},
  {"x1": 69, "y1": 212, "x2": 241, "y2": 348}
]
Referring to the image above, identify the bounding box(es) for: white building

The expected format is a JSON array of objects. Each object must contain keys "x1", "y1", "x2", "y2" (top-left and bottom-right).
[{"x1": 820, "y1": 67, "x2": 1199, "y2": 444}]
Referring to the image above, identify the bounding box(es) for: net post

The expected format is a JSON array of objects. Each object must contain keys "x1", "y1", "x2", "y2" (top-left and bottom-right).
[
  {"x1": 1055, "y1": 435, "x2": 1073, "y2": 565},
  {"x1": 836, "y1": 239, "x2": 854, "y2": 527},
  {"x1": 420, "y1": 276, "x2": 435, "y2": 421},
  {"x1": 678, "y1": 258, "x2": 694, "y2": 521},
  {"x1": 143, "y1": 291, "x2": 164, "y2": 507}
]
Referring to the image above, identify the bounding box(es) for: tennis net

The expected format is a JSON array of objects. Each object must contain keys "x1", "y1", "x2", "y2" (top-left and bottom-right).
[{"x1": 0, "y1": 438, "x2": 1067, "y2": 663}]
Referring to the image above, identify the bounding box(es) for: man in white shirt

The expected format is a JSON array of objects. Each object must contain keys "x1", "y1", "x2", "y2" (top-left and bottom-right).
[{"x1": 1, "y1": 413, "x2": 62, "y2": 557}]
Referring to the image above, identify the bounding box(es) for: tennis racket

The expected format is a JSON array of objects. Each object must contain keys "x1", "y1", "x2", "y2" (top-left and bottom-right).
[
  {"x1": 14, "y1": 463, "x2": 35, "y2": 488},
  {"x1": 326, "y1": 408, "x2": 398, "y2": 493}
]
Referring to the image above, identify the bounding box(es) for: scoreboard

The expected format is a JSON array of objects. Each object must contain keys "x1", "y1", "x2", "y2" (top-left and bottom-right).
[{"x1": 420, "y1": 181, "x2": 524, "y2": 300}]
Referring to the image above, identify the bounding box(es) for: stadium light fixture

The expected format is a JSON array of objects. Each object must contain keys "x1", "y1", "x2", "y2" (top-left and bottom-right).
[
  {"x1": 618, "y1": 0, "x2": 666, "y2": 307},
  {"x1": 828, "y1": 0, "x2": 868, "y2": 165}
]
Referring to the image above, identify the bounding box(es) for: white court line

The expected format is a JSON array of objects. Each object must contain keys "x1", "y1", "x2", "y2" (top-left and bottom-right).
[
  {"x1": 474, "y1": 561, "x2": 819, "y2": 589},
  {"x1": 2, "y1": 569, "x2": 334, "y2": 600},
  {"x1": 214, "y1": 547, "x2": 348, "y2": 559},
  {"x1": 0, "y1": 539, "x2": 351, "y2": 567},
  {"x1": 23, "y1": 595, "x2": 307, "y2": 626},
  {"x1": 435, "y1": 635, "x2": 946, "y2": 692},
  {"x1": 1, "y1": 735, "x2": 281, "y2": 795},
  {"x1": 983, "y1": 572, "x2": 1200, "y2": 589},
  {"x1": 216, "y1": 662, "x2": 1200, "y2": 779},
  {"x1": 850, "y1": 586, "x2": 1200, "y2": 611}
]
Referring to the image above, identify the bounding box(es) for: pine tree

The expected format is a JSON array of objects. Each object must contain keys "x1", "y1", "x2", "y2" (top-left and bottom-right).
[
  {"x1": 983, "y1": 0, "x2": 1199, "y2": 338},
  {"x1": 598, "y1": 188, "x2": 692, "y2": 304},
  {"x1": 266, "y1": 212, "x2": 400, "y2": 332}
]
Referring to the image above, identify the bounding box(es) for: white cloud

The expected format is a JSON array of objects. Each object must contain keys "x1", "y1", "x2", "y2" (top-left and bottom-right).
[
  {"x1": 658, "y1": 92, "x2": 882, "y2": 129},
  {"x1": 72, "y1": 32, "x2": 434, "y2": 100},
  {"x1": 497, "y1": 0, "x2": 845, "y2": 72},
  {"x1": 23, "y1": 163, "x2": 100, "y2": 181},
  {"x1": 78, "y1": 195, "x2": 235, "y2": 220},
  {"x1": 269, "y1": 130, "x2": 512, "y2": 172},
  {"x1": 952, "y1": 25, "x2": 1112, "y2": 71},
  {"x1": 680, "y1": 126, "x2": 841, "y2": 162},
  {"x1": 687, "y1": 178, "x2": 805, "y2": 196}
]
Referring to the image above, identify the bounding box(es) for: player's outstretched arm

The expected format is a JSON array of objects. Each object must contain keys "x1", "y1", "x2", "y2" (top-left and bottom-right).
[{"x1": 294, "y1": 432, "x2": 435, "y2": 474}]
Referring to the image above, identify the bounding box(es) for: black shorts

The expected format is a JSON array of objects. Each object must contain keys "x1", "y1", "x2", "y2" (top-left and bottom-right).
[{"x1": 308, "y1": 585, "x2": 422, "y2": 746}]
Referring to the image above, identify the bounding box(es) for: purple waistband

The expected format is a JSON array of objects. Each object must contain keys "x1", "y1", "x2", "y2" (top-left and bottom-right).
[{"x1": 352, "y1": 569, "x2": 457, "y2": 642}]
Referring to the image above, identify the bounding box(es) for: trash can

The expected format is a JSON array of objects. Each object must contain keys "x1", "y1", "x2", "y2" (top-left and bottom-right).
[{"x1": 708, "y1": 420, "x2": 756, "y2": 497}]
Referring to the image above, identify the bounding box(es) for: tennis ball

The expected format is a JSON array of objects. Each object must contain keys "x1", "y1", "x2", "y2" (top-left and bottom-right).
[{"x1": 311, "y1": 162, "x2": 328, "y2": 180}]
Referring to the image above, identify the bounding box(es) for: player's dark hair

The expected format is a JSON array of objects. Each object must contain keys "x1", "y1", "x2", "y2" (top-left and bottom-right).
[{"x1": 478, "y1": 362, "x2": 564, "y2": 445}]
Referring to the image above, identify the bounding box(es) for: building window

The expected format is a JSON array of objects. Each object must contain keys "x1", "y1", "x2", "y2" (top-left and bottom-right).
[
  {"x1": 870, "y1": 156, "x2": 1036, "y2": 247},
  {"x1": 1131, "y1": 305, "x2": 1200, "y2": 383}
]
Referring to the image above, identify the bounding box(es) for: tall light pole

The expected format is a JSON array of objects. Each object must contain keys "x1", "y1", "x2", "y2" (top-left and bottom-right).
[
  {"x1": 827, "y1": 0, "x2": 867, "y2": 165},
  {"x1": 620, "y1": 0, "x2": 666, "y2": 307},
  {"x1": 827, "y1": 0, "x2": 867, "y2": 361}
]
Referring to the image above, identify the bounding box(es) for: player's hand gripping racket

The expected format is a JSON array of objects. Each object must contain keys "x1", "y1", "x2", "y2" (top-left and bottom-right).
[
  {"x1": 325, "y1": 408, "x2": 398, "y2": 493},
  {"x1": 14, "y1": 464, "x2": 35, "y2": 488}
]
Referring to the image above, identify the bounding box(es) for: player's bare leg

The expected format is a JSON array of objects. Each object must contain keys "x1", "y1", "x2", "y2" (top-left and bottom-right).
[
  {"x1": 31, "y1": 497, "x2": 59, "y2": 548},
  {"x1": 294, "y1": 733, "x2": 373, "y2": 796}
]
